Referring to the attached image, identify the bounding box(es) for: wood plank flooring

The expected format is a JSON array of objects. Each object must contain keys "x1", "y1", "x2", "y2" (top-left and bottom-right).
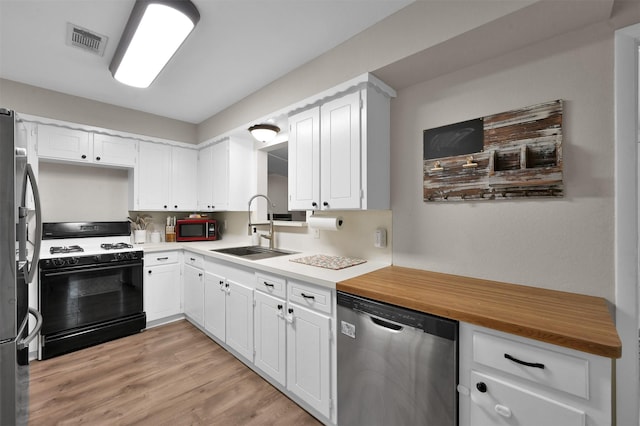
[{"x1": 29, "y1": 320, "x2": 321, "y2": 426}]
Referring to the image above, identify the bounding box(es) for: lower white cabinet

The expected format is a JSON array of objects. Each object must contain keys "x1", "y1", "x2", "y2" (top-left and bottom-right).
[
  {"x1": 203, "y1": 259, "x2": 254, "y2": 362},
  {"x1": 286, "y1": 302, "x2": 331, "y2": 418},
  {"x1": 254, "y1": 290, "x2": 287, "y2": 386},
  {"x1": 253, "y1": 274, "x2": 333, "y2": 421},
  {"x1": 183, "y1": 263, "x2": 204, "y2": 327},
  {"x1": 204, "y1": 271, "x2": 226, "y2": 341},
  {"x1": 459, "y1": 323, "x2": 613, "y2": 426},
  {"x1": 144, "y1": 251, "x2": 181, "y2": 323},
  {"x1": 225, "y1": 279, "x2": 254, "y2": 360}
]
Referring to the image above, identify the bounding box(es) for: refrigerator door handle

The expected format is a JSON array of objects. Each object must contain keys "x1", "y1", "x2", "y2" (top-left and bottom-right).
[
  {"x1": 21, "y1": 162, "x2": 42, "y2": 284},
  {"x1": 17, "y1": 308, "x2": 43, "y2": 350}
]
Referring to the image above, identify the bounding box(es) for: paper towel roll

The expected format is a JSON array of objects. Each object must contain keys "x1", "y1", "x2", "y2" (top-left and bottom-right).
[{"x1": 308, "y1": 216, "x2": 343, "y2": 231}]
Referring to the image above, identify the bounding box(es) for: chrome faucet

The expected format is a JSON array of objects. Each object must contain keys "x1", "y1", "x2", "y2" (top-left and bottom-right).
[{"x1": 248, "y1": 194, "x2": 275, "y2": 249}]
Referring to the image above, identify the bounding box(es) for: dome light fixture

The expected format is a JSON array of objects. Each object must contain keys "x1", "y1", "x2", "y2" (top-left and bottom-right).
[
  {"x1": 248, "y1": 123, "x2": 280, "y2": 143},
  {"x1": 109, "y1": 0, "x2": 200, "y2": 88}
]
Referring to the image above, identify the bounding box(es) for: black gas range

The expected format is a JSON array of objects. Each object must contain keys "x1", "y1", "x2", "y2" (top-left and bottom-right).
[{"x1": 38, "y1": 222, "x2": 146, "y2": 359}]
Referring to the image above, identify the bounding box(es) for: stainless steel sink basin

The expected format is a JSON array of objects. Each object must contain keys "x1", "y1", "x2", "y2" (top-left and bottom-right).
[{"x1": 211, "y1": 246, "x2": 298, "y2": 261}]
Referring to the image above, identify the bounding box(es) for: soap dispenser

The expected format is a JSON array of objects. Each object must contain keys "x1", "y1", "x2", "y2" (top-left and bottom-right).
[{"x1": 251, "y1": 227, "x2": 259, "y2": 245}]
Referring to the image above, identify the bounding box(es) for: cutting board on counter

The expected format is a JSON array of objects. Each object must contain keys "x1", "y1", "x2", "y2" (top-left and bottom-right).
[{"x1": 290, "y1": 254, "x2": 366, "y2": 270}]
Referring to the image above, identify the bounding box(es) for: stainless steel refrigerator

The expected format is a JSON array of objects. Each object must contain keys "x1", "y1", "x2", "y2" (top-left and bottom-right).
[{"x1": 0, "y1": 108, "x2": 43, "y2": 426}]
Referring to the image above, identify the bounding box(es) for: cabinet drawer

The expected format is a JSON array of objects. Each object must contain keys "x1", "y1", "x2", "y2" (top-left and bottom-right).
[
  {"x1": 255, "y1": 273, "x2": 286, "y2": 299},
  {"x1": 145, "y1": 251, "x2": 179, "y2": 266},
  {"x1": 184, "y1": 252, "x2": 204, "y2": 269},
  {"x1": 470, "y1": 371, "x2": 586, "y2": 426},
  {"x1": 473, "y1": 330, "x2": 589, "y2": 398},
  {"x1": 288, "y1": 280, "x2": 332, "y2": 314}
]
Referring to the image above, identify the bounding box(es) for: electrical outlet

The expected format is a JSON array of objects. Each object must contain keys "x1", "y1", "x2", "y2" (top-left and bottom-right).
[{"x1": 313, "y1": 228, "x2": 320, "y2": 239}]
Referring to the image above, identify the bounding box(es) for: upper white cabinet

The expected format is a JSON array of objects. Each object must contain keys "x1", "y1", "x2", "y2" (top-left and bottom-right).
[
  {"x1": 92, "y1": 134, "x2": 138, "y2": 168},
  {"x1": 288, "y1": 79, "x2": 393, "y2": 211},
  {"x1": 288, "y1": 107, "x2": 321, "y2": 211},
  {"x1": 37, "y1": 124, "x2": 137, "y2": 168},
  {"x1": 134, "y1": 141, "x2": 197, "y2": 211},
  {"x1": 197, "y1": 137, "x2": 255, "y2": 211}
]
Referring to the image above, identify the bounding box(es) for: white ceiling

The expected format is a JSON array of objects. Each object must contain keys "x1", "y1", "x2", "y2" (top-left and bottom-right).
[{"x1": 0, "y1": 0, "x2": 413, "y2": 124}]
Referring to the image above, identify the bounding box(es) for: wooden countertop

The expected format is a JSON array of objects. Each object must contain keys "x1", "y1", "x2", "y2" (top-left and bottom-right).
[{"x1": 337, "y1": 266, "x2": 621, "y2": 358}]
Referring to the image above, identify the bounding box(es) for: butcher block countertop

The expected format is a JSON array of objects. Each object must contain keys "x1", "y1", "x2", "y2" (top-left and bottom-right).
[{"x1": 337, "y1": 266, "x2": 621, "y2": 359}]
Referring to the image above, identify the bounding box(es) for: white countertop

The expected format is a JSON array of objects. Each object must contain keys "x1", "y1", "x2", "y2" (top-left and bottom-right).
[{"x1": 141, "y1": 241, "x2": 390, "y2": 289}]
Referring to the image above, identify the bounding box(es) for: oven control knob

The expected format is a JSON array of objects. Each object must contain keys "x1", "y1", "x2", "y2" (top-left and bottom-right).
[
  {"x1": 67, "y1": 257, "x2": 80, "y2": 265},
  {"x1": 52, "y1": 258, "x2": 65, "y2": 267},
  {"x1": 94, "y1": 255, "x2": 102, "y2": 262},
  {"x1": 113, "y1": 253, "x2": 123, "y2": 261}
]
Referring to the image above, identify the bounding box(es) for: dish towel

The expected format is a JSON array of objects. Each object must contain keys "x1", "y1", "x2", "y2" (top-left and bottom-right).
[{"x1": 290, "y1": 254, "x2": 366, "y2": 270}]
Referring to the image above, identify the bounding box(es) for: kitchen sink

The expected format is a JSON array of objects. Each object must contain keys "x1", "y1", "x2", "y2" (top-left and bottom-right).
[{"x1": 211, "y1": 246, "x2": 298, "y2": 261}]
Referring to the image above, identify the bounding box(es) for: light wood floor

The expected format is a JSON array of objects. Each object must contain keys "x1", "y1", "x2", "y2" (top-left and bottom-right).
[{"x1": 29, "y1": 320, "x2": 321, "y2": 426}]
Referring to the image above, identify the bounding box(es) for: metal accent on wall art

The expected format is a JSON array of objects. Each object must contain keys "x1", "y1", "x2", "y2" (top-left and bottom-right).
[{"x1": 423, "y1": 100, "x2": 563, "y2": 201}]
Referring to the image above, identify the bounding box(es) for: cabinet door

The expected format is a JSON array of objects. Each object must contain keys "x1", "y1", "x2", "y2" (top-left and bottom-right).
[
  {"x1": 137, "y1": 142, "x2": 171, "y2": 210},
  {"x1": 288, "y1": 107, "x2": 320, "y2": 211},
  {"x1": 210, "y1": 140, "x2": 229, "y2": 210},
  {"x1": 144, "y1": 263, "x2": 181, "y2": 322},
  {"x1": 204, "y1": 271, "x2": 226, "y2": 341},
  {"x1": 225, "y1": 279, "x2": 253, "y2": 361},
  {"x1": 287, "y1": 303, "x2": 331, "y2": 417},
  {"x1": 320, "y1": 91, "x2": 361, "y2": 210},
  {"x1": 171, "y1": 147, "x2": 198, "y2": 211},
  {"x1": 183, "y1": 264, "x2": 204, "y2": 327},
  {"x1": 93, "y1": 134, "x2": 137, "y2": 168},
  {"x1": 37, "y1": 125, "x2": 92, "y2": 163},
  {"x1": 197, "y1": 145, "x2": 214, "y2": 210},
  {"x1": 254, "y1": 291, "x2": 286, "y2": 386},
  {"x1": 470, "y1": 371, "x2": 586, "y2": 426}
]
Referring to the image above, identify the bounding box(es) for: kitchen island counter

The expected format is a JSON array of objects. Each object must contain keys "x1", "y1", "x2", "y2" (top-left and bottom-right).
[{"x1": 338, "y1": 266, "x2": 621, "y2": 358}]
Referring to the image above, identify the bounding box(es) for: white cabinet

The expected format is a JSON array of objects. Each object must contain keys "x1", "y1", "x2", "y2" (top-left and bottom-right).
[
  {"x1": 37, "y1": 125, "x2": 137, "y2": 168},
  {"x1": 288, "y1": 85, "x2": 391, "y2": 211},
  {"x1": 254, "y1": 274, "x2": 287, "y2": 386},
  {"x1": 203, "y1": 258, "x2": 254, "y2": 362},
  {"x1": 225, "y1": 279, "x2": 254, "y2": 360},
  {"x1": 144, "y1": 251, "x2": 181, "y2": 323},
  {"x1": 197, "y1": 137, "x2": 255, "y2": 211},
  {"x1": 252, "y1": 273, "x2": 333, "y2": 420},
  {"x1": 459, "y1": 323, "x2": 613, "y2": 426},
  {"x1": 288, "y1": 107, "x2": 320, "y2": 210},
  {"x1": 135, "y1": 141, "x2": 197, "y2": 211},
  {"x1": 92, "y1": 134, "x2": 138, "y2": 167},
  {"x1": 204, "y1": 271, "x2": 226, "y2": 341},
  {"x1": 183, "y1": 258, "x2": 205, "y2": 327},
  {"x1": 286, "y1": 281, "x2": 332, "y2": 418}
]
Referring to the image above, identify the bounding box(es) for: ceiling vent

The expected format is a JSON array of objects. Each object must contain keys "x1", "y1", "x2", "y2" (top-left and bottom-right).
[{"x1": 66, "y1": 23, "x2": 108, "y2": 56}]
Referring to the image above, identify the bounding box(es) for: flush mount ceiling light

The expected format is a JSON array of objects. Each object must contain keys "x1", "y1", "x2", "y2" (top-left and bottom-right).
[
  {"x1": 249, "y1": 124, "x2": 280, "y2": 143},
  {"x1": 109, "y1": 0, "x2": 200, "y2": 88}
]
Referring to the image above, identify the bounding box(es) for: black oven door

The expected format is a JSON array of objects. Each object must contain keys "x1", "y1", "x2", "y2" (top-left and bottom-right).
[{"x1": 39, "y1": 259, "x2": 145, "y2": 359}]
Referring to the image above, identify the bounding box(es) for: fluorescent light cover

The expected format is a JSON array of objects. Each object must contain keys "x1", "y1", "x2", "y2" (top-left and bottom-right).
[{"x1": 112, "y1": 2, "x2": 196, "y2": 88}]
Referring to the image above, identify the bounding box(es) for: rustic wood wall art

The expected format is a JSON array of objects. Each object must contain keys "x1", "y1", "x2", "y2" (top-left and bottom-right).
[{"x1": 423, "y1": 100, "x2": 563, "y2": 201}]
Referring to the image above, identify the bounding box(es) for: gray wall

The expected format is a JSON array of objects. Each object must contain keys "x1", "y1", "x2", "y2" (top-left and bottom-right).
[
  {"x1": 0, "y1": 78, "x2": 197, "y2": 144},
  {"x1": 391, "y1": 22, "x2": 615, "y2": 300}
]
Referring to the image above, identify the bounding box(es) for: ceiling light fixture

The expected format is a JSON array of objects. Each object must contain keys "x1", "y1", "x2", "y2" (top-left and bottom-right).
[
  {"x1": 249, "y1": 124, "x2": 280, "y2": 143},
  {"x1": 109, "y1": 0, "x2": 200, "y2": 88}
]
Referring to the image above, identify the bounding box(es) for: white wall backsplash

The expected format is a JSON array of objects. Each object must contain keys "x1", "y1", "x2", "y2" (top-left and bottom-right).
[
  {"x1": 39, "y1": 162, "x2": 130, "y2": 222},
  {"x1": 217, "y1": 210, "x2": 392, "y2": 262}
]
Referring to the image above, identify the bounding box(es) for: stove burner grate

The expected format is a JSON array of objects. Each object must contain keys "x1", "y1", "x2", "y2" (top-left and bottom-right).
[
  {"x1": 100, "y1": 242, "x2": 134, "y2": 250},
  {"x1": 49, "y1": 245, "x2": 84, "y2": 254}
]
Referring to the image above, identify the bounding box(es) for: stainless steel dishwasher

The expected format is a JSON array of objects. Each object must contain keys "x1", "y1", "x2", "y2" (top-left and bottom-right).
[{"x1": 337, "y1": 291, "x2": 458, "y2": 426}]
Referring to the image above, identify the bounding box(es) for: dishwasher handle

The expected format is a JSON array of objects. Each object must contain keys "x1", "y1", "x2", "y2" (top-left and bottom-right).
[
  {"x1": 370, "y1": 316, "x2": 403, "y2": 331},
  {"x1": 337, "y1": 291, "x2": 458, "y2": 341}
]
